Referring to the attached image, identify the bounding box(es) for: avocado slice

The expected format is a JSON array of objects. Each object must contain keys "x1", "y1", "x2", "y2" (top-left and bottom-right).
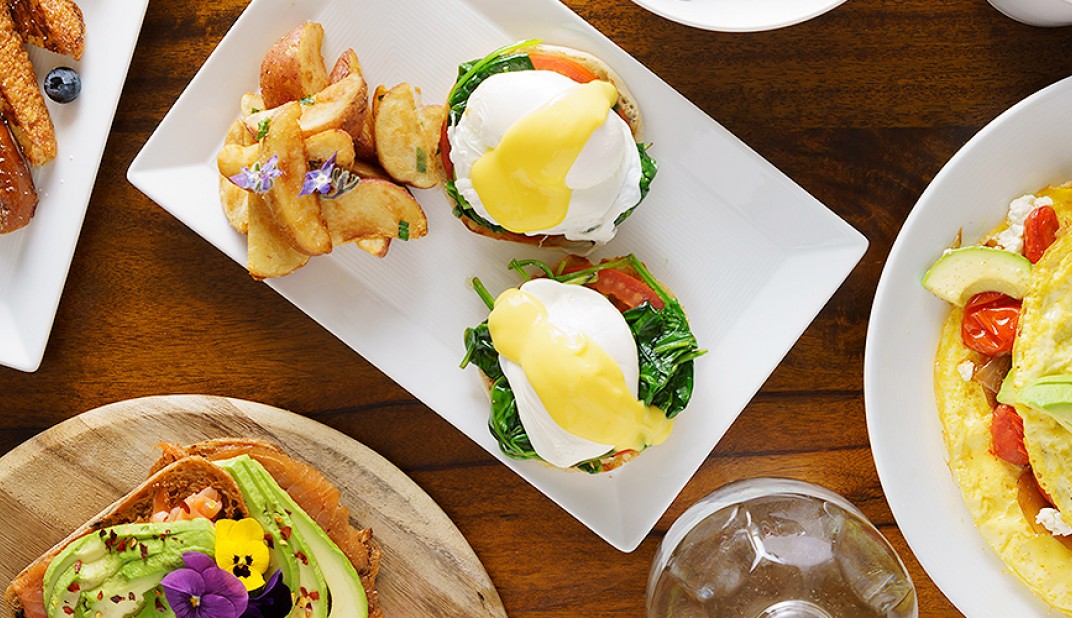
[
  {"x1": 42, "y1": 519, "x2": 215, "y2": 618},
  {"x1": 1017, "y1": 374, "x2": 1072, "y2": 431},
  {"x1": 922, "y1": 246, "x2": 1032, "y2": 306},
  {"x1": 215, "y1": 455, "x2": 368, "y2": 618}
]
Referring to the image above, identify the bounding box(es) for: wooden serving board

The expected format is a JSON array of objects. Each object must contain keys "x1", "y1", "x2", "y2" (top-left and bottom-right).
[{"x1": 0, "y1": 395, "x2": 506, "y2": 617}]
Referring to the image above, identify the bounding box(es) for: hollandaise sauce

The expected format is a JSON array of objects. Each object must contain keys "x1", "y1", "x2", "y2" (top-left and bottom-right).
[
  {"x1": 487, "y1": 286, "x2": 673, "y2": 452},
  {"x1": 471, "y1": 80, "x2": 618, "y2": 234}
]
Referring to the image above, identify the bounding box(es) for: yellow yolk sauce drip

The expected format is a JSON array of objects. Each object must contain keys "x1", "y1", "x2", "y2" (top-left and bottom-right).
[
  {"x1": 471, "y1": 80, "x2": 619, "y2": 233},
  {"x1": 488, "y1": 287, "x2": 673, "y2": 452}
]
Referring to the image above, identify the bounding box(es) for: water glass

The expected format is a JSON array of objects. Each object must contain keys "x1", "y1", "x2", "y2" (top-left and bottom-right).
[{"x1": 647, "y1": 478, "x2": 917, "y2": 618}]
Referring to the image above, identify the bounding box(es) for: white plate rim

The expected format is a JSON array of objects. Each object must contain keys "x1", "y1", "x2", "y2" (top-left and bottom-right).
[{"x1": 628, "y1": 0, "x2": 849, "y2": 33}]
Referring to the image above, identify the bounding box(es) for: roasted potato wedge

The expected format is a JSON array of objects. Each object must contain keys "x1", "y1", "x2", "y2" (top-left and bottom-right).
[
  {"x1": 247, "y1": 192, "x2": 309, "y2": 279},
  {"x1": 219, "y1": 175, "x2": 250, "y2": 235},
  {"x1": 304, "y1": 129, "x2": 355, "y2": 169},
  {"x1": 321, "y1": 178, "x2": 427, "y2": 245},
  {"x1": 259, "y1": 21, "x2": 330, "y2": 109},
  {"x1": 245, "y1": 74, "x2": 368, "y2": 142},
  {"x1": 328, "y1": 48, "x2": 363, "y2": 85},
  {"x1": 355, "y1": 236, "x2": 391, "y2": 258},
  {"x1": 259, "y1": 102, "x2": 331, "y2": 255},
  {"x1": 350, "y1": 159, "x2": 391, "y2": 181},
  {"x1": 372, "y1": 83, "x2": 443, "y2": 189},
  {"x1": 240, "y1": 92, "x2": 266, "y2": 118},
  {"x1": 216, "y1": 143, "x2": 259, "y2": 180}
]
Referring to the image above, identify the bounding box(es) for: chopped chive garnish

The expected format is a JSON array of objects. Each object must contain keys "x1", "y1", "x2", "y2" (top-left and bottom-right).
[
  {"x1": 299, "y1": 96, "x2": 315, "y2": 105},
  {"x1": 415, "y1": 147, "x2": 427, "y2": 174},
  {"x1": 398, "y1": 220, "x2": 410, "y2": 241},
  {"x1": 256, "y1": 118, "x2": 270, "y2": 140}
]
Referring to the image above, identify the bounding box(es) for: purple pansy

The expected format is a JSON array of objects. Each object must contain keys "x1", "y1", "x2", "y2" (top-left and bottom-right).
[
  {"x1": 161, "y1": 551, "x2": 249, "y2": 618},
  {"x1": 299, "y1": 153, "x2": 337, "y2": 197},
  {"x1": 229, "y1": 155, "x2": 282, "y2": 194},
  {"x1": 240, "y1": 570, "x2": 293, "y2": 618}
]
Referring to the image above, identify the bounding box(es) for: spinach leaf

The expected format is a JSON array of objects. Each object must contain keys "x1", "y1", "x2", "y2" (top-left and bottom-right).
[
  {"x1": 623, "y1": 299, "x2": 704, "y2": 418},
  {"x1": 445, "y1": 180, "x2": 505, "y2": 233},
  {"x1": 462, "y1": 322, "x2": 537, "y2": 460},
  {"x1": 614, "y1": 143, "x2": 658, "y2": 226},
  {"x1": 448, "y1": 40, "x2": 539, "y2": 126}
]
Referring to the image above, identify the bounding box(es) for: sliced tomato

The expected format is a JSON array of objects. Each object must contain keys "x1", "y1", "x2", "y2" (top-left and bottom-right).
[
  {"x1": 528, "y1": 51, "x2": 600, "y2": 83},
  {"x1": 961, "y1": 292, "x2": 1021, "y2": 356},
  {"x1": 556, "y1": 258, "x2": 664, "y2": 311},
  {"x1": 440, "y1": 119, "x2": 454, "y2": 179},
  {"x1": 991, "y1": 404, "x2": 1029, "y2": 466},
  {"x1": 1023, "y1": 205, "x2": 1059, "y2": 263}
]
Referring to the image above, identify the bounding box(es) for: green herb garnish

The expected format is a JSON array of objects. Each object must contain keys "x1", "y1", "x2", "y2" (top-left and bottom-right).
[
  {"x1": 415, "y1": 147, "x2": 427, "y2": 174},
  {"x1": 461, "y1": 255, "x2": 706, "y2": 472},
  {"x1": 256, "y1": 118, "x2": 271, "y2": 140},
  {"x1": 398, "y1": 220, "x2": 410, "y2": 241},
  {"x1": 299, "y1": 96, "x2": 315, "y2": 105}
]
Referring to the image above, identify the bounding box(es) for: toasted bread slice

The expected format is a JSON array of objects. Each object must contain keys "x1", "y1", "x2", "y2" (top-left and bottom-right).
[
  {"x1": 0, "y1": 6, "x2": 56, "y2": 166},
  {"x1": 153, "y1": 439, "x2": 384, "y2": 618},
  {"x1": 5, "y1": 457, "x2": 248, "y2": 618},
  {"x1": 8, "y1": 0, "x2": 85, "y2": 60}
]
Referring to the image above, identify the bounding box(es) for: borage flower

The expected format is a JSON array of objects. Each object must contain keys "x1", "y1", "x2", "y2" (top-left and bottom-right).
[
  {"x1": 229, "y1": 155, "x2": 282, "y2": 194},
  {"x1": 215, "y1": 518, "x2": 271, "y2": 590},
  {"x1": 161, "y1": 551, "x2": 248, "y2": 618},
  {"x1": 240, "y1": 570, "x2": 292, "y2": 618},
  {"x1": 299, "y1": 153, "x2": 337, "y2": 197}
]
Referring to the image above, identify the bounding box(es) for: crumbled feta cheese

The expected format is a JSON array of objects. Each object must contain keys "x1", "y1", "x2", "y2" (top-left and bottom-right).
[
  {"x1": 1037, "y1": 508, "x2": 1072, "y2": 537},
  {"x1": 957, "y1": 360, "x2": 975, "y2": 382},
  {"x1": 994, "y1": 194, "x2": 1054, "y2": 254}
]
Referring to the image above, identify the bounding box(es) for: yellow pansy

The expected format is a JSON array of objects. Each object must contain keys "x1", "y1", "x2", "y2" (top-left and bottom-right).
[{"x1": 215, "y1": 518, "x2": 270, "y2": 590}]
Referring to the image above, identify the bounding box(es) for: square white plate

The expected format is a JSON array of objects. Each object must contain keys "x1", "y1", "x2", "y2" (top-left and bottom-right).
[
  {"x1": 128, "y1": 0, "x2": 867, "y2": 551},
  {"x1": 0, "y1": 0, "x2": 149, "y2": 372}
]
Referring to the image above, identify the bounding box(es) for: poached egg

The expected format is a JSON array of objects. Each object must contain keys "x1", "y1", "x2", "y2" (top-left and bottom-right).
[
  {"x1": 487, "y1": 278, "x2": 673, "y2": 468},
  {"x1": 448, "y1": 70, "x2": 643, "y2": 244}
]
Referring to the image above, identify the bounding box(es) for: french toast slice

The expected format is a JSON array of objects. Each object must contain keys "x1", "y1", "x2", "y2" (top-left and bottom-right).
[
  {"x1": 7, "y1": 0, "x2": 84, "y2": 60},
  {"x1": 0, "y1": 5, "x2": 56, "y2": 166},
  {"x1": 0, "y1": 117, "x2": 37, "y2": 233}
]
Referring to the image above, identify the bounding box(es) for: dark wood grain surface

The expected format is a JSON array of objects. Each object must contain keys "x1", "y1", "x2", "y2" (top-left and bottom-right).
[{"x1": 3, "y1": 0, "x2": 1072, "y2": 615}]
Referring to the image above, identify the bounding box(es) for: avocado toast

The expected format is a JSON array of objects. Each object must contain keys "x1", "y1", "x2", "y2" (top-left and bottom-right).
[{"x1": 5, "y1": 439, "x2": 381, "y2": 618}]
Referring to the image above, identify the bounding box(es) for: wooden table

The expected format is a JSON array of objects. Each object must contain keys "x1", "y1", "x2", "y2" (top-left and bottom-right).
[{"x1": 2, "y1": 0, "x2": 1071, "y2": 615}]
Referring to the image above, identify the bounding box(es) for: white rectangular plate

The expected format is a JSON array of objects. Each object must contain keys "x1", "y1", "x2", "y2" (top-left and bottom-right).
[
  {"x1": 0, "y1": 1, "x2": 149, "y2": 372},
  {"x1": 128, "y1": 0, "x2": 867, "y2": 551}
]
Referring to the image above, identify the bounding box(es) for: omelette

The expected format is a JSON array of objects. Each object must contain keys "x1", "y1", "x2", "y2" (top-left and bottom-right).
[{"x1": 934, "y1": 182, "x2": 1072, "y2": 611}]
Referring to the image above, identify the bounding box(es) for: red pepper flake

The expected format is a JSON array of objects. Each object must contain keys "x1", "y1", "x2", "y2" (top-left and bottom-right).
[
  {"x1": 140, "y1": 543, "x2": 149, "y2": 561},
  {"x1": 62, "y1": 607, "x2": 74, "y2": 615},
  {"x1": 128, "y1": 592, "x2": 136, "y2": 601},
  {"x1": 110, "y1": 595, "x2": 123, "y2": 604},
  {"x1": 263, "y1": 533, "x2": 274, "y2": 549},
  {"x1": 73, "y1": 560, "x2": 82, "y2": 574},
  {"x1": 295, "y1": 551, "x2": 308, "y2": 565},
  {"x1": 279, "y1": 526, "x2": 292, "y2": 540},
  {"x1": 116, "y1": 538, "x2": 130, "y2": 553},
  {"x1": 300, "y1": 587, "x2": 309, "y2": 597},
  {"x1": 309, "y1": 591, "x2": 320, "y2": 601},
  {"x1": 155, "y1": 597, "x2": 167, "y2": 613},
  {"x1": 97, "y1": 591, "x2": 104, "y2": 601},
  {"x1": 67, "y1": 582, "x2": 80, "y2": 593}
]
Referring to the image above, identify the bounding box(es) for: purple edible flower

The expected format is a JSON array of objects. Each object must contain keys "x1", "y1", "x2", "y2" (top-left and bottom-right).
[
  {"x1": 240, "y1": 570, "x2": 293, "y2": 618},
  {"x1": 161, "y1": 551, "x2": 249, "y2": 618},
  {"x1": 299, "y1": 153, "x2": 337, "y2": 197},
  {"x1": 229, "y1": 155, "x2": 281, "y2": 194}
]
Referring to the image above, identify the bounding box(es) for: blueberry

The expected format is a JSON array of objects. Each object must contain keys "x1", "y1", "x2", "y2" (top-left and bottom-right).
[{"x1": 43, "y1": 67, "x2": 81, "y2": 103}]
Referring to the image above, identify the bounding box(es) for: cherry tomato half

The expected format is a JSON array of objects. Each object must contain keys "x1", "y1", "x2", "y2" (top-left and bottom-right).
[
  {"x1": 961, "y1": 292, "x2": 1021, "y2": 356},
  {"x1": 1024, "y1": 205, "x2": 1059, "y2": 263},
  {"x1": 558, "y1": 258, "x2": 665, "y2": 311},
  {"x1": 991, "y1": 404, "x2": 1029, "y2": 466}
]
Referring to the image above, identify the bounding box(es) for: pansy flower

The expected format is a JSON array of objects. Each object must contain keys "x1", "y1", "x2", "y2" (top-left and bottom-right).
[
  {"x1": 229, "y1": 156, "x2": 282, "y2": 194},
  {"x1": 215, "y1": 518, "x2": 271, "y2": 590},
  {"x1": 240, "y1": 569, "x2": 293, "y2": 618},
  {"x1": 161, "y1": 551, "x2": 248, "y2": 618}
]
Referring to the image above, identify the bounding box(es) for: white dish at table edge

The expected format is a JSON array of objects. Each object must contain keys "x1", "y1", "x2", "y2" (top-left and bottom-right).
[
  {"x1": 128, "y1": 0, "x2": 866, "y2": 551},
  {"x1": 628, "y1": 0, "x2": 848, "y2": 32},
  {"x1": 0, "y1": 1, "x2": 149, "y2": 372},
  {"x1": 866, "y1": 76, "x2": 1072, "y2": 615}
]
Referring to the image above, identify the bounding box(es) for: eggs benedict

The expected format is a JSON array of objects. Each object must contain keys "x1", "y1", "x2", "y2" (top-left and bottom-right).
[
  {"x1": 925, "y1": 181, "x2": 1072, "y2": 611},
  {"x1": 442, "y1": 40, "x2": 657, "y2": 250},
  {"x1": 462, "y1": 254, "x2": 704, "y2": 473}
]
